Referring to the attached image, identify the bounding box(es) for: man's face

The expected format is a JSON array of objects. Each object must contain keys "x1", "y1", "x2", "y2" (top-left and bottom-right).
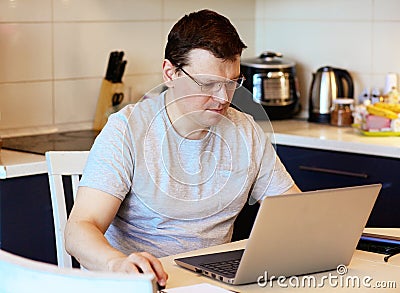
[{"x1": 169, "y1": 49, "x2": 241, "y2": 129}]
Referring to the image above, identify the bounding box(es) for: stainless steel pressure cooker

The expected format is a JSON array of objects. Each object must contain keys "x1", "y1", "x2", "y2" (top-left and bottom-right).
[{"x1": 240, "y1": 51, "x2": 301, "y2": 120}]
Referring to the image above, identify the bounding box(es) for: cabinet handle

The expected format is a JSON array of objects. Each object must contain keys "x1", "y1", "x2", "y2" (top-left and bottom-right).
[{"x1": 299, "y1": 165, "x2": 369, "y2": 179}]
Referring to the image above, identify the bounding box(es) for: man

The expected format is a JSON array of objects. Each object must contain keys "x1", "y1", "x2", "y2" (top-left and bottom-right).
[{"x1": 65, "y1": 9, "x2": 300, "y2": 287}]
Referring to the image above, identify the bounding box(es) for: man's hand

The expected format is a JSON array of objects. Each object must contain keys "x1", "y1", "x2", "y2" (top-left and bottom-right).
[{"x1": 107, "y1": 252, "x2": 168, "y2": 286}]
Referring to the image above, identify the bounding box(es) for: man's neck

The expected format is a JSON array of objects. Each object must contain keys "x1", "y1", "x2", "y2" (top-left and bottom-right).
[{"x1": 165, "y1": 91, "x2": 209, "y2": 140}]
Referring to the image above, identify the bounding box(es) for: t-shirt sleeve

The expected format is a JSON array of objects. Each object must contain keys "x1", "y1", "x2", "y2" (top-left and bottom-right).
[
  {"x1": 79, "y1": 110, "x2": 134, "y2": 201},
  {"x1": 249, "y1": 126, "x2": 295, "y2": 202}
]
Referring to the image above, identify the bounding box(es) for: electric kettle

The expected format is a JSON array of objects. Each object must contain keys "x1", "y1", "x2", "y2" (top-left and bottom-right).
[{"x1": 308, "y1": 66, "x2": 354, "y2": 123}]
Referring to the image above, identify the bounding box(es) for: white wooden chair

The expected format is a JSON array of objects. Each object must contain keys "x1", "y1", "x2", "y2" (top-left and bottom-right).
[
  {"x1": 45, "y1": 150, "x2": 90, "y2": 268},
  {"x1": 0, "y1": 249, "x2": 156, "y2": 293}
]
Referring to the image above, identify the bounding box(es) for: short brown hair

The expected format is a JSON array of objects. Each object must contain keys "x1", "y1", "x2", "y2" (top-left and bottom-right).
[{"x1": 165, "y1": 9, "x2": 247, "y2": 69}]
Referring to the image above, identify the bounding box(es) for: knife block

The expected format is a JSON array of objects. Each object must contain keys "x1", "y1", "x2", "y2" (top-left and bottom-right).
[{"x1": 93, "y1": 79, "x2": 124, "y2": 131}]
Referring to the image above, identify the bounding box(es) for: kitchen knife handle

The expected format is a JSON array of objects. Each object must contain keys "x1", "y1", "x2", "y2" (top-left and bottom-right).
[{"x1": 298, "y1": 165, "x2": 369, "y2": 179}]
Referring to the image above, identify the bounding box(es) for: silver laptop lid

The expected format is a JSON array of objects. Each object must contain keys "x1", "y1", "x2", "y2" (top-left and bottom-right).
[{"x1": 234, "y1": 184, "x2": 381, "y2": 284}]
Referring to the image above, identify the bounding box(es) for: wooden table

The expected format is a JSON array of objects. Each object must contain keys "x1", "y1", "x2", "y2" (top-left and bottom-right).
[{"x1": 160, "y1": 229, "x2": 400, "y2": 292}]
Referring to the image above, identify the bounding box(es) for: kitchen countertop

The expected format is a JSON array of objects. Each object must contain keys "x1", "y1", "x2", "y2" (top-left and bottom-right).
[
  {"x1": 1, "y1": 119, "x2": 399, "y2": 179},
  {"x1": 0, "y1": 149, "x2": 46, "y2": 179},
  {"x1": 258, "y1": 119, "x2": 400, "y2": 159}
]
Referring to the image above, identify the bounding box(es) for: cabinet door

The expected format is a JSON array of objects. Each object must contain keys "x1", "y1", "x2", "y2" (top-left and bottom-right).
[
  {"x1": 0, "y1": 174, "x2": 57, "y2": 264},
  {"x1": 276, "y1": 145, "x2": 400, "y2": 227}
]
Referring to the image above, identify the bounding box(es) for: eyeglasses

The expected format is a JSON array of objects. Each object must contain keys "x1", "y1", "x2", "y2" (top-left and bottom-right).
[{"x1": 178, "y1": 67, "x2": 245, "y2": 93}]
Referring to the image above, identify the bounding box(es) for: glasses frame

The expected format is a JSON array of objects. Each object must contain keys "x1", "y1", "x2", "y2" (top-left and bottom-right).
[{"x1": 177, "y1": 67, "x2": 245, "y2": 93}]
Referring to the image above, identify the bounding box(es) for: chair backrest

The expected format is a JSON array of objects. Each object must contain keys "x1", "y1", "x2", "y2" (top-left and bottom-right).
[
  {"x1": 45, "y1": 150, "x2": 90, "y2": 268},
  {"x1": 0, "y1": 249, "x2": 156, "y2": 293}
]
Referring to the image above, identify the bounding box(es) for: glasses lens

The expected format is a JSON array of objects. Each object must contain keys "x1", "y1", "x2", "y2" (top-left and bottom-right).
[
  {"x1": 180, "y1": 67, "x2": 245, "y2": 93},
  {"x1": 225, "y1": 78, "x2": 244, "y2": 91},
  {"x1": 201, "y1": 79, "x2": 244, "y2": 93},
  {"x1": 225, "y1": 80, "x2": 237, "y2": 91},
  {"x1": 200, "y1": 82, "x2": 219, "y2": 93}
]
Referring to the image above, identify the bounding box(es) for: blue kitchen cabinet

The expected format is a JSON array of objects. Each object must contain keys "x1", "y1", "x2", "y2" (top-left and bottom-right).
[
  {"x1": 276, "y1": 145, "x2": 400, "y2": 227},
  {"x1": 0, "y1": 174, "x2": 57, "y2": 264},
  {"x1": 232, "y1": 144, "x2": 400, "y2": 241}
]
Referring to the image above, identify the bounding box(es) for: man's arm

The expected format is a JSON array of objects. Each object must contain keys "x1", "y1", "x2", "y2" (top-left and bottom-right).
[
  {"x1": 282, "y1": 183, "x2": 301, "y2": 195},
  {"x1": 257, "y1": 183, "x2": 302, "y2": 204},
  {"x1": 64, "y1": 186, "x2": 168, "y2": 286}
]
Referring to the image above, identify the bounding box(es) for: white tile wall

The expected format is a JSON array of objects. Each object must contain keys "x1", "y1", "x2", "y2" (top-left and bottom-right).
[
  {"x1": 163, "y1": 0, "x2": 255, "y2": 20},
  {"x1": 124, "y1": 74, "x2": 164, "y2": 102},
  {"x1": 232, "y1": 20, "x2": 257, "y2": 59},
  {"x1": 257, "y1": 19, "x2": 373, "y2": 109},
  {"x1": 0, "y1": 82, "x2": 53, "y2": 129},
  {"x1": 0, "y1": 0, "x2": 52, "y2": 22},
  {"x1": 373, "y1": 0, "x2": 400, "y2": 20},
  {"x1": 0, "y1": 24, "x2": 52, "y2": 82},
  {"x1": 373, "y1": 22, "x2": 400, "y2": 72},
  {"x1": 54, "y1": 78, "x2": 100, "y2": 124},
  {"x1": 257, "y1": 0, "x2": 400, "y2": 117},
  {"x1": 261, "y1": 0, "x2": 373, "y2": 21},
  {"x1": 53, "y1": 0, "x2": 163, "y2": 21},
  {"x1": 0, "y1": 0, "x2": 256, "y2": 135},
  {"x1": 2, "y1": 0, "x2": 398, "y2": 134},
  {"x1": 53, "y1": 22, "x2": 164, "y2": 78}
]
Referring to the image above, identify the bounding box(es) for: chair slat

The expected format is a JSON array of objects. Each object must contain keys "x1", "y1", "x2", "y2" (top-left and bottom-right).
[{"x1": 45, "y1": 151, "x2": 90, "y2": 268}]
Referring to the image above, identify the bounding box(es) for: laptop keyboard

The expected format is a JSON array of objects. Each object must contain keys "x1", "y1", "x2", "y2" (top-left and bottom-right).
[{"x1": 200, "y1": 258, "x2": 240, "y2": 276}]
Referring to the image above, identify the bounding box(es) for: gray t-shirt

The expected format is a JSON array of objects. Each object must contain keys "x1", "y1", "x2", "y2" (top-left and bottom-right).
[{"x1": 80, "y1": 92, "x2": 294, "y2": 257}]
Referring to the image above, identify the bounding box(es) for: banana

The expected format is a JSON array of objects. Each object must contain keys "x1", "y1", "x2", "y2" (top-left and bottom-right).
[
  {"x1": 366, "y1": 104, "x2": 399, "y2": 119},
  {"x1": 373, "y1": 102, "x2": 400, "y2": 113}
]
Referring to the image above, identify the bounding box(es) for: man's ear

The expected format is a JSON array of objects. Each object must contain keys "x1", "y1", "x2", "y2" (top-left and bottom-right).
[{"x1": 162, "y1": 59, "x2": 177, "y2": 87}]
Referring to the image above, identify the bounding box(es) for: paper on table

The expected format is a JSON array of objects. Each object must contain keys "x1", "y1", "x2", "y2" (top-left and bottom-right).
[{"x1": 161, "y1": 283, "x2": 238, "y2": 293}]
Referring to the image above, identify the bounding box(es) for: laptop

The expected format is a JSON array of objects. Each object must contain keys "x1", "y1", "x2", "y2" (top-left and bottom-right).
[
  {"x1": 174, "y1": 184, "x2": 382, "y2": 285},
  {"x1": 358, "y1": 229, "x2": 400, "y2": 255}
]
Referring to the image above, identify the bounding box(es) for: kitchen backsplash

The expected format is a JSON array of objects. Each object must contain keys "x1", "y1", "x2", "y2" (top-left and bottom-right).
[
  {"x1": 0, "y1": 0, "x2": 256, "y2": 136},
  {"x1": 256, "y1": 0, "x2": 400, "y2": 119},
  {"x1": 0, "y1": 0, "x2": 399, "y2": 135}
]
